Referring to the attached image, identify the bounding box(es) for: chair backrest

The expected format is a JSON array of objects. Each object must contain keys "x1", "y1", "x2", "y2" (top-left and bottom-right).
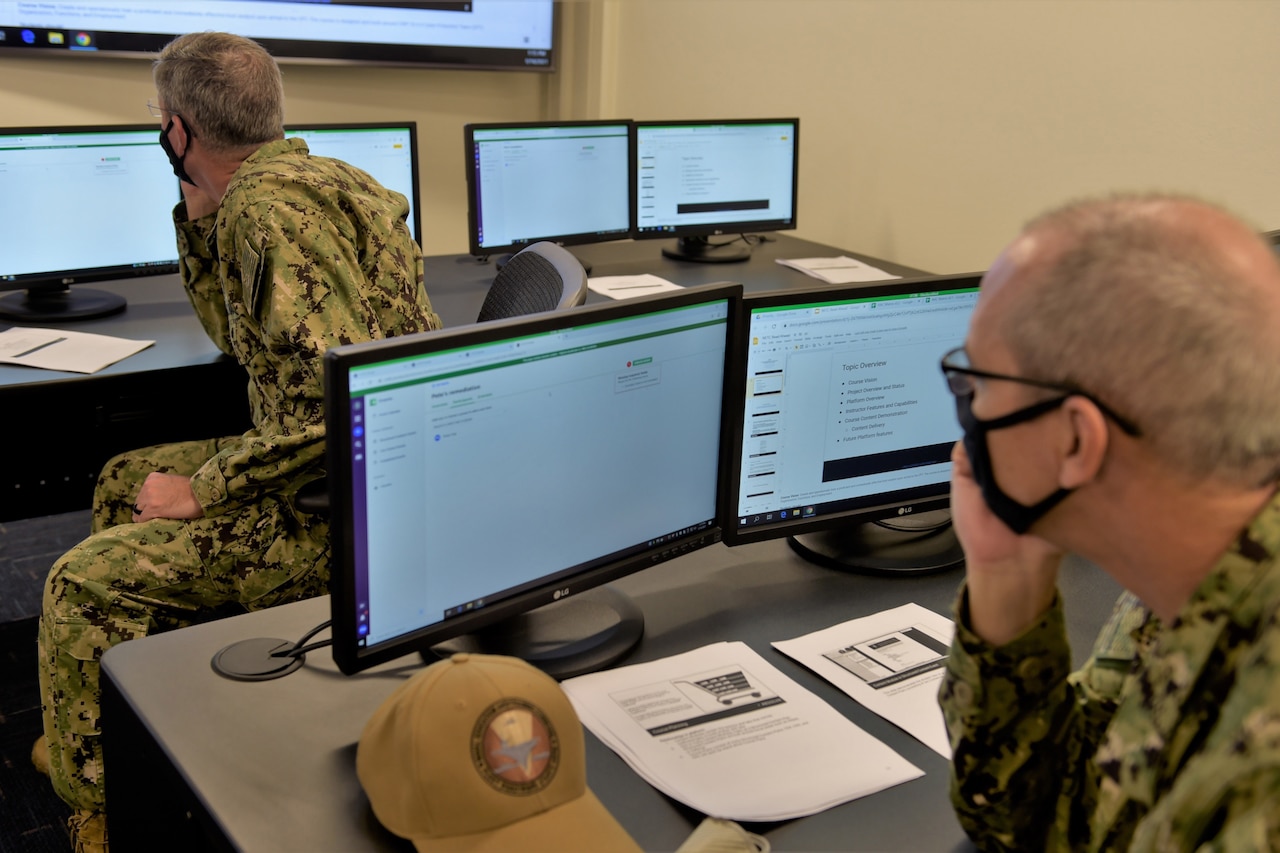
[
  {"x1": 475, "y1": 241, "x2": 589, "y2": 323},
  {"x1": 295, "y1": 243, "x2": 588, "y2": 516}
]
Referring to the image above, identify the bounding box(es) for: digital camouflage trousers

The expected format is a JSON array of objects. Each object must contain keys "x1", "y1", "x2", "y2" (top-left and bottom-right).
[{"x1": 37, "y1": 438, "x2": 329, "y2": 812}]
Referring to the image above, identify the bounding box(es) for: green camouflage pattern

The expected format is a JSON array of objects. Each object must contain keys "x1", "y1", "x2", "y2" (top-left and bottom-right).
[
  {"x1": 938, "y1": 494, "x2": 1280, "y2": 851},
  {"x1": 177, "y1": 137, "x2": 441, "y2": 513},
  {"x1": 39, "y1": 137, "x2": 441, "y2": 813}
]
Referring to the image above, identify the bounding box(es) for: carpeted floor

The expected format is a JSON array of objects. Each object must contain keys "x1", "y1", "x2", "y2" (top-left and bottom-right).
[
  {"x1": 1, "y1": 510, "x2": 91, "y2": 853},
  {"x1": 1, "y1": 617, "x2": 72, "y2": 853},
  {"x1": 0, "y1": 510, "x2": 91, "y2": 625}
]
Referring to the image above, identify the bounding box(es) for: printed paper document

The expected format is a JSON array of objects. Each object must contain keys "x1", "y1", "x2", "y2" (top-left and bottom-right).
[
  {"x1": 587, "y1": 274, "x2": 683, "y2": 299},
  {"x1": 561, "y1": 641, "x2": 922, "y2": 821},
  {"x1": 773, "y1": 602, "x2": 954, "y2": 757},
  {"x1": 776, "y1": 256, "x2": 902, "y2": 284},
  {"x1": 0, "y1": 327, "x2": 154, "y2": 374}
]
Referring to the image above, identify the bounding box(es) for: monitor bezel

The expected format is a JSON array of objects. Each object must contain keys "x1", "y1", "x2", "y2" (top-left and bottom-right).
[
  {"x1": 0, "y1": 123, "x2": 181, "y2": 297},
  {"x1": 284, "y1": 121, "x2": 423, "y2": 245},
  {"x1": 717, "y1": 272, "x2": 983, "y2": 549},
  {"x1": 463, "y1": 118, "x2": 635, "y2": 259},
  {"x1": 326, "y1": 281, "x2": 743, "y2": 675},
  {"x1": 631, "y1": 117, "x2": 800, "y2": 242},
  {"x1": 0, "y1": 3, "x2": 558, "y2": 72}
]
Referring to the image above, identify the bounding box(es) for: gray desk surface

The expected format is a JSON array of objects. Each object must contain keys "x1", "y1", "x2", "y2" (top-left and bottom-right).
[
  {"x1": 102, "y1": 540, "x2": 1120, "y2": 852},
  {"x1": 1, "y1": 234, "x2": 928, "y2": 389},
  {"x1": 0, "y1": 275, "x2": 229, "y2": 389},
  {"x1": 2, "y1": 234, "x2": 926, "y2": 519}
]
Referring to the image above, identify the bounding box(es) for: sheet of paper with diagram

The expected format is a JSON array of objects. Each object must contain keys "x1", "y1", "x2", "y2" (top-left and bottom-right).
[
  {"x1": 772, "y1": 602, "x2": 955, "y2": 757},
  {"x1": 560, "y1": 641, "x2": 922, "y2": 821}
]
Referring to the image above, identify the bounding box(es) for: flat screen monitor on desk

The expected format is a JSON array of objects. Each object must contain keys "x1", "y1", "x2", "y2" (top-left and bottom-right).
[
  {"x1": 720, "y1": 274, "x2": 981, "y2": 574},
  {"x1": 284, "y1": 122, "x2": 422, "y2": 244},
  {"x1": 464, "y1": 120, "x2": 632, "y2": 271},
  {"x1": 633, "y1": 118, "x2": 799, "y2": 264},
  {"x1": 325, "y1": 282, "x2": 740, "y2": 677},
  {"x1": 0, "y1": 124, "x2": 180, "y2": 322}
]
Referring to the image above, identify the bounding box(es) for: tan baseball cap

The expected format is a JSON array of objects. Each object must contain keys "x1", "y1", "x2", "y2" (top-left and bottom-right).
[{"x1": 356, "y1": 652, "x2": 643, "y2": 853}]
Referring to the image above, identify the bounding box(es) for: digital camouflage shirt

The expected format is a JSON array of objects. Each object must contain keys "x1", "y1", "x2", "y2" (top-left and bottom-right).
[
  {"x1": 173, "y1": 137, "x2": 441, "y2": 515},
  {"x1": 939, "y1": 494, "x2": 1280, "y2": 852}
]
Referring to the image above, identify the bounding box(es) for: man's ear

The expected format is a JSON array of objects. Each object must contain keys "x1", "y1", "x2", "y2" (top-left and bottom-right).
[
  {"x1": 1057, "y1": 396, "x2": 1110, "y2": 489},
  {"x1": 169, "y1": 116, "x2": 191, "y2": 154}
]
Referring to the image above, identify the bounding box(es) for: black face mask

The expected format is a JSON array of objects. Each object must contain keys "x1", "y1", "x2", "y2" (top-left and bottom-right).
[
  {"x1": 956, "y1": 391, "x2": 1073, "y2": 535},
  {"x1": 159, "y1": 118, "x2": 197, "y2": 187}
]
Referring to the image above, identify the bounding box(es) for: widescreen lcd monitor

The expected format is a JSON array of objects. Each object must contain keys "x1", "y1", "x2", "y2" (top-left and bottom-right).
[
  {"x1": 285, "y1": 122, "x2": 422, "y2": 244},
  {"x1": 0, "y1": 124, "x2": 179, "y2": 321},
  {"x1": 465, "y1": 120, "x2": 632, "y2": 266},
  {"x1": 633, "y1": 118, "x2": 799, "y2": 263},
  {"x1": 0, "y1": 122, "x2": 423, "y2": 323},
  {"x1": 721, "y1": 273, "x2": 982, "y2": 574},
  {"x1": 0, "y1": 1, "x2": 556, "y2": 71},
  {"x1": 326, "y1": 282, "x2": 740, "y2": 676}
]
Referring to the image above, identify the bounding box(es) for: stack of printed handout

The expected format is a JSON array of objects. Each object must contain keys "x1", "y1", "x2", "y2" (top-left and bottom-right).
[
  {"x1": 0, "y1": 327, "x2": 154, "y2": 374},
  {"x1": 560, "y1": 641, "x2": 923, "y2": 822},
  {"x1": 773, "y1": 603, "x2": 956, "y2": 758},
  {"x1": 775, "y1": 256, "x2": 902, "y2": 284}
]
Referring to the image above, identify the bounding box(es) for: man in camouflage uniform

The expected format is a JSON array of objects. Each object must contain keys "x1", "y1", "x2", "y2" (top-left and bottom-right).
[
  {"x1": 36, "y1": 31, "x2": 442, "y2": 850},
  {"x1": 936, "y1": 193, "x2": 1280, "y2": 850}
]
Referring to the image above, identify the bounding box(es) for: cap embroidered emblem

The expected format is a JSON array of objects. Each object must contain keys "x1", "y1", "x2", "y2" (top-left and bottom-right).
[{"x1": 471, "y1": 698, "x2": 559, "y2": 796}]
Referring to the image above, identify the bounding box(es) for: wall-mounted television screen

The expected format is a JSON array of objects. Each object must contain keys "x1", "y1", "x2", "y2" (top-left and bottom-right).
[{"x1": 0, "y1": 1, "x2": 556, "y2": 71}]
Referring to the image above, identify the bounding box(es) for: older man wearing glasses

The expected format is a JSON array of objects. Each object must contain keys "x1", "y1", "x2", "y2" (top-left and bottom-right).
[{"x1": 936, "y1": 192, "x2": 1280, "y2": 852}]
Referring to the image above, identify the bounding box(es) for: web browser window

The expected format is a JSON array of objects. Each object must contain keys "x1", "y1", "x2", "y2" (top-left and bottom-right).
[
  {"x1": 1, "y1": 127, "x2": 177, "y2": 280},
  {"x1": 345, "y1": 299, "x2": 729, "y2": 647},
  {"x1": 471, "y1": 123, "x2": 630, "y2": 250},
  {"x1": 635, "y1": 121, "x2": 796, "y2": 234},
  {"x1": 735, "y1": 288, "x2": 978, "y2": 527}
]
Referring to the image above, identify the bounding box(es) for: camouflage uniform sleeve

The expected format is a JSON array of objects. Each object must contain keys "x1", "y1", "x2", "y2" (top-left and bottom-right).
[
  {"x1": 938, "y1": 581, "x2": 1083, "y2": 852},
  {"x1": 1134, "y1": 761, "x2": 1280, "y2": 852},
  {"x1": 174, "y1": 200, "x2": 233, "y2": 357},
  {"x1": 186, "y1": 196, "x2": 390, "y2": 514},
  {"x1": 1127, "y1": 604, "x2": 1280, "y2": 852}
]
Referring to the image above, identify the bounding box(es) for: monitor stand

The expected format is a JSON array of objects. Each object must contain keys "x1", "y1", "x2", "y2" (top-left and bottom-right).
[
  {"x1": 662, "y1": 235, "x2": 750, "y2": 264},
  {"x1": 429, "y1": 585, "x2": 643, "y2": 680},
  {"x1": 209, "y1": 585, "x2": 643, "y2": 683},
  {"x1": 788, "y1": 509, "x2": 964, "y2": 576},
  {"x1": 0, "y1": 286, "x2": 127, "y2": 322}
]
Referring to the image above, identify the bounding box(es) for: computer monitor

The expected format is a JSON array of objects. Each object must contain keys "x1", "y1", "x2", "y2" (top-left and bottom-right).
[
  {"x1": 0, "y1": 124, "x2": 180, "y2": 322},
  {"x1": 326, "y1": 282, "x2": 740, "y2": 677},
  {"x1": 1, "y1": 2, "x2": 557, "y2": 71},
  {"x1": 284, "y1": 122, "x2": 422, "y2": 245},
  {"x1": 720, "y1": 273, "x2": 982, "y2": 574},
  {"x1": 0, "y1": 122, "x2": 424, "y2": 324},
  {"x1": 464, "y1": 120, "x2": 632, "y2": 270},
  {"x1": 633, "y1": 118, "x2": 799, "y2": 264}
]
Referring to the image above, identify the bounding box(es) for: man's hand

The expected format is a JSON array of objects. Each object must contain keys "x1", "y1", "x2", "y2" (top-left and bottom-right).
[
  {"x1": 951, "y1": 441, "x2": 1062, "y2": 646},
  {"x1": 132, "y1": 472, "x2": 205, "y2": 522}
]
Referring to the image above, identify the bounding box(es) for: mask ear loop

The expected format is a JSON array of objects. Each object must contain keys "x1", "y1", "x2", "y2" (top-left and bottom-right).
[{"x1": 159, "y1": 116, "x2": 199, "y2": 187}]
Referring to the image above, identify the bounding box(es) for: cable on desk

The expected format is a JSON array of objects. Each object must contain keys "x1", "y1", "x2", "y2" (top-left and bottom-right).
[
  {"x1": 210, "y1": 619, "x2": 331, "y2": 681},
  {"x1": 271, "y1": 619, "x2": 333, "y2": 659}
]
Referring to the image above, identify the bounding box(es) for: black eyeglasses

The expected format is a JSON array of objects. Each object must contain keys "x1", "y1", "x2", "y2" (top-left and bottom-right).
[{"x1": 939, "y1": 346, "x2": 1141, "y2": 437}]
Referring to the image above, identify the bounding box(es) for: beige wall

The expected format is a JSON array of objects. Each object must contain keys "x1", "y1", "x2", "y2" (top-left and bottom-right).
[
  {"x1": 3, "y1": 1, "x2": 1278, "y2": 271},
  {"x1": 604, "y1": 0, "x2": 1280, "y2": 274}
]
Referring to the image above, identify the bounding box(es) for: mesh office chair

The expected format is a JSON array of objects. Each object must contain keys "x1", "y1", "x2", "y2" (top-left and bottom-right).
[
  {"x1": 293, "y1": 242, "x2": 588, "y2": 514},
  {"x1": 476, "y1": 241, "x2": 589, "y2": 323}
]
